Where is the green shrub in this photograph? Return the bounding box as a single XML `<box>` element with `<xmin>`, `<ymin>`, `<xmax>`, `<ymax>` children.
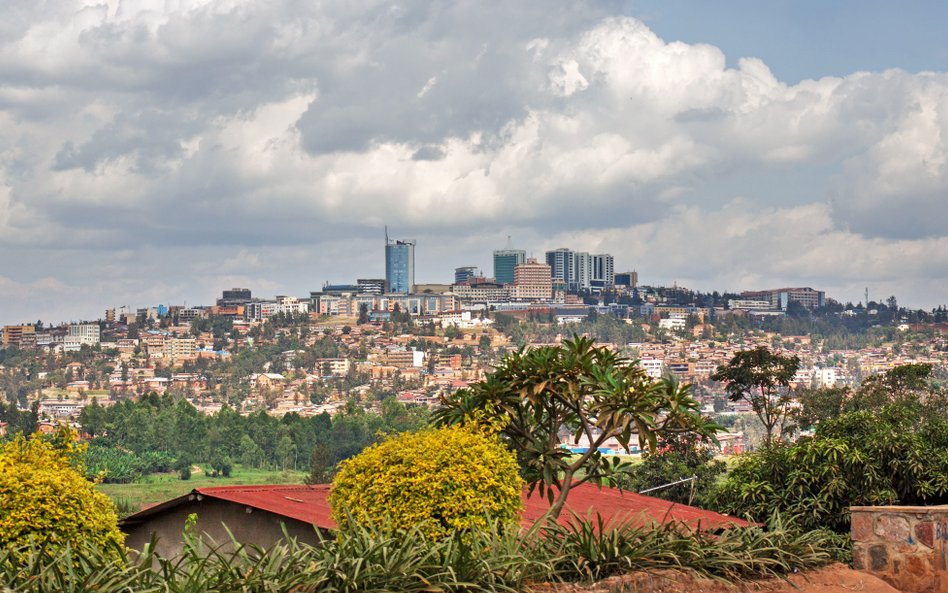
<box><xmin>0</xmin><ymin>432</ymin><xmax>124</xmax><ymax>561</ymax></box>
<box><xmin>542</xmin><ymin>512</ymin><xmax>844</xmax><ymax>582</ymax></box>
<box><xmin>0</xmin><ymin>512</ymin><xmax>843</xmax><ymax>592</ymax></box>
<box><xmin>83</xmin><ymin>442</ymin><xmax>175</xmax><ymax>483</ymax></box>
<box><xmin>612</xmin><ymin>433</ymin><xmax>725</xmax><ymax>508</ymax></box>
<box><xmin>713</xmin><ymin>402</ymin><xmax>948</xmax><ymax>532</ymax></box>
<box><xmin>330</xmin><ymin>425</ymin><xmax>524</xmax><ymax>539</ymax></box>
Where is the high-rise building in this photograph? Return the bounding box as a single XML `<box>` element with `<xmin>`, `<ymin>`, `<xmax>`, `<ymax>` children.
<box><xmin>615</xmin><ymin>271</ymin><xmax>638</xmax><ymax>288</ymax></box>
<box><xmin>572</xmin><ymin>251</ymin><xmax>591</xmax><ymax>291</ymax></box>
<box><xmin>513</xmin><ymin>258</ymin><xmax>553</xmax><ymax>300</ymax></box>
<box><xmin>454</xmin><ymin>266</ymin><xmax>479</xmax><ymax>285</ymax></box>
<box><xmin>591</xmin><ymin>254</ymin><xmax>615</xmax><ymax>288</ymax></box>
<box><xmin>218</xmin><ymin>288</ymin><xmax>252</xmax><ymax>307</ymax></box>
<box><xmin>385</xmin><ymin>228</ymin><xmax>415</xmax><ymax>294</ymax></box>
<box><xmin>545</xmin><ymin>248</ymin><xmax>572</xmax><ymax>285</ymax></box>
<box><xmin>493</xmin><ymin>238</ymin><xmax>526</xmax><ymax>285</ymax></box>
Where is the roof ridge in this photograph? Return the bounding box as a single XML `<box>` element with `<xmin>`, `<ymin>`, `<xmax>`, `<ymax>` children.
<box><xmin>196</xmin><ymin>483</ymin><xmax>330</xmax><ymax>494</ymax></box>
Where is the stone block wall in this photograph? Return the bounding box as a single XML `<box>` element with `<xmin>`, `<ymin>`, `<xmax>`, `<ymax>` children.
<box><xmin>850</xmin><ymin>505</ymin><xmax>948</xmax><ymax>593</ymax></box>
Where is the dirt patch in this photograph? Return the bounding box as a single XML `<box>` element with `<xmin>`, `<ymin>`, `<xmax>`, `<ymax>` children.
<box><xmin>529</xmin><ymin>564</ymin><xmax>902</xmax><ymax>593</ymax></box>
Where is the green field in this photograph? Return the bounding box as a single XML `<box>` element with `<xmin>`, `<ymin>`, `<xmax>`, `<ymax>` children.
<box><xmin>98</xmin><ymin>465</ymin><xmax>307</xmax><ymax>516</ymax></box>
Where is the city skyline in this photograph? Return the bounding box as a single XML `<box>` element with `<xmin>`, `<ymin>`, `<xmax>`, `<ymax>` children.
<box><xmin>1</xmin><ymin>1</ymin><xmax>947</xmax><ymax>324</ymax></box>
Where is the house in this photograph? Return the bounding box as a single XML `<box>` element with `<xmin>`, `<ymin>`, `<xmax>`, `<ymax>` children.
<box><xmin>120</xmin><ymin>482</ymin><xmax>747</xmax><ymax>557</ymax></box>
<box><xmin>121</xmin><ymin>485</ymin><xmax>333</xmax><ymax>558</ymax></box>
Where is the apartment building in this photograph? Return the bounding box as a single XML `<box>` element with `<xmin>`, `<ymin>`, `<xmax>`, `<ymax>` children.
<box><xmin>2</xmin><ymin>325</ymin><xmax>35</xmax><ymax>347</ymax></box>
<box><xmin>163</xmin><ymin>337</ymin><xmax>196</xmax><ymax>362</ymax></box>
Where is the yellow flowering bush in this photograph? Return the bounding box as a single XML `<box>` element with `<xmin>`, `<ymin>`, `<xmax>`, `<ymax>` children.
<box><xmin>0</xmin><ymin>432</ymin><xmax>124</xmax><ymax>559</ymax></box>
<box><xmin>330</xmin><ymin>425</ymin><xmax>524</xmax><ymax>539</ymax></box>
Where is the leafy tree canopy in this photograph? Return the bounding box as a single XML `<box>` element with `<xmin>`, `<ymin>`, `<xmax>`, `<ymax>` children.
<box><xmin>433</xmin><ymin>336</ymin><xmax>717</xmax><ymax>518</ymax></box>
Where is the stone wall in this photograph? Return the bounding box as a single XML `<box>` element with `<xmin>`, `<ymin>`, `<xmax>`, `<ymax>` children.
<box><xmin>850</xmin><ymin>505</ymin><xmax>948</xmax><ymax>593</ymax></box>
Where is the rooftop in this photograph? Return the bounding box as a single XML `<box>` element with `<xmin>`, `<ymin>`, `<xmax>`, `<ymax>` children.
<box><xmin>122</xmin><ymin>482</ymin><xmax>748</xmax><ymax>532</ymax></box>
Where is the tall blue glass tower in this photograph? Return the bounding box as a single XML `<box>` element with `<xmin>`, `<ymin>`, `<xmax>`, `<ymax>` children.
<box><xmin>385</xmin><ymin>228</ymin><xmax>415</xmax><ymax>294</ymax></box>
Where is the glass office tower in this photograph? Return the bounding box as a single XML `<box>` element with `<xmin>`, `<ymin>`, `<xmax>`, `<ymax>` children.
<box><xmin>385</xmin><ymin>232</ymin><xmax>415</xmax><ymax>294</ymax></box>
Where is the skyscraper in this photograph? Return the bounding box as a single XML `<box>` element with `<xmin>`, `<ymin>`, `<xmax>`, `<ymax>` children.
<box><xmin>385</xmin><ymin>228</ymin><xmax>415</xmax><ymax>294</ymax></box>
<box><xmin>545</xmin><ymin>248</ymin><xmax>572</xmax><ymax>285</ymax></box>
<box><xmin>454</xmin><ymin>266</ymin><xmax>479</xmax><ymax>285</ymax></box>
<box><xmin>513</xmin><ymin>258</ymin><xmax>552</xmax><ymax>300</ymax></box>
<box><xmin>591</xmin><ymin>254</ymin><xmax>615</xmax><ymax>287</ymax></box>
<box><xmin>493</xmin><ymin>237</ymin><xmax>526</xmax><ymax>285</ymax></box>
<box><xmin>546</xmin><ymin>248</ymin><xmax>613</xmax><ymax>291</ymax></box>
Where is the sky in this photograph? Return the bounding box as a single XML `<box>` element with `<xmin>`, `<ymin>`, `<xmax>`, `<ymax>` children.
<box><xmin>2</xmin><ymin>0</ymin><xmax>948</xmax><ymax>325</ymax></box>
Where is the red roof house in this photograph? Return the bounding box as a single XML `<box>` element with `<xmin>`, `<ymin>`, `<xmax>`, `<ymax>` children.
<box><xmin>121</xmin><ymin>482</ymin><xmax>746</xmax><ymax>557</ymax></box>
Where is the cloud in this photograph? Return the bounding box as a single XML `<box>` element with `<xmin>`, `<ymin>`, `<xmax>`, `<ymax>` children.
<box><xmin>0</xmin><ymin>2</ymin><xmax>947</xmax><ymax>323</ymax></box>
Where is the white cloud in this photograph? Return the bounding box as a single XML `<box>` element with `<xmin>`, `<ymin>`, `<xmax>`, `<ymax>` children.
<box><xmin>0</xmin><ymin>3</ymin><xmax>947</xmax><ymax>323</ymax></box>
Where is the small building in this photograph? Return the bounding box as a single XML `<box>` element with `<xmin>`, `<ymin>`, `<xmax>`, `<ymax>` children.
<box><xmin>120</xmin><ymin>485</ymin><xmax>332</xmax><ymax>558</ymax></box>
<box><xmin>120</xmin><ymin>483</ymin><xmax>747</xmax><ymax>558</ymax></box>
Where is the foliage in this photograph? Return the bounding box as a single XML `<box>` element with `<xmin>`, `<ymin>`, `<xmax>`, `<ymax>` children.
<box><xmin>0</xmin><ymin>430</ymin><xmax>124</xmax><ymax>561</ymax></box>
<box><xmin>0</xmin><ymin>512</ymin><xmax>844</xmax><ymax>592</ymax></box>
<box><xmin>434</xmin><ymin>337</ymin><xmax>717</xmax><ymax>518</ymax></box>
<box><xmin>78</xmin><ymin>393</ymin><xmax>424</xmax><ymax>482</ymax></box>
<box><xmin>612</xmin><ymin>433</ymin><xmax>726</xmax><ymax>508</ymax></box>
<box><xmin>83</xmin><ymin>442</ymin><xmax>174</xmax><ymax>483</ymax></box>
<box><xmin>794</xmin><ymin>363</ymin><xmax>944</xmax><ymax>431</ymax></box>
<box><xmin>711</xmin><ymin>346</ymin><xmax>800</xmax><ymax>444</ymax></box>
<box><xmin>0</xmin><ymin>520</ymin><xmax>548</xmax><ymax>593</ymax></box>
<box><xmin>330</xmin><ymin>425</ymin><xmax>525</xmax><ymax>539</ymax></box>
<box><xmin>714</xmin><ymin>373</ymin><xmax>948</xmax><ymax>532</ymax></box>
<box><xmin>542</xmin><ymin>512</ymin><xmax>843</xmax><ymax>583</ymax></box>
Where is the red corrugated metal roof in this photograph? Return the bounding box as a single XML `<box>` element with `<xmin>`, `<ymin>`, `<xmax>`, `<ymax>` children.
<box><xmin>180</xmin><ymin>482</ymin><xmax>745</xmax><ymax>531</ymax></box>
<box><xmin>194</xmin><ymin>484</ymin><xmax>336</xmax><ymax>529</ymax></box>
<box><xmin>520</xmin><ymin>482</ymin><xmax>748</xmax><ymax>530</ymax></box>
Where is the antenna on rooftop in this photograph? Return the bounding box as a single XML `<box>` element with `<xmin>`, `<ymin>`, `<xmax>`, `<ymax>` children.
<box><xmin>385</xmin><ymin>225</ymin><xmax>389</xmax><ymax>244</ymax></box>
<box><xmin>504</xmin><ymin>235</ymin><xmax>514</xmax><ymax>250</ymax></box>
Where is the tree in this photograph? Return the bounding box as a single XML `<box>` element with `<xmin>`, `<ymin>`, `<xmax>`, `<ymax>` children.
<box><xmin>613</xmin><ymin>433</ymin><xmax>725</xmax><ymax>508</ymax></box>
<box><xmin>715</xmin><ymin>393</ymin><xmax>948</xmax><ymax>533</ymax></box>
<box><xmin>330</xmin><ymin>425</ymin><xmax>523</xmax><ymax>539</ymax></box>
<box><xmin>238</xmin><ymin>434</ymin><xmax>264</xmax><ymax>468</ymax></box>
<box><xmin>0</xmin><ymin>430</ymin><xmax>124</xmax><ymax>560</ymax></box>
<box><xmin>711</xmin><ymin>347</ymin><xmax>800</xmax><ymax>445</ymax></box>
<box><xmin>792</xmin><ymin>386</ymin><xmax>852</xmax><ymax>431</ymax></box>
<box><xmin>78</xmin><ymin>397</ymin><xmax>108</xmax><ymax>437</ymax></box>
<box><xmin>433</xmin><ymin>336</ymin><xmax>716</xmax><ymax>519</ymax></box>
<box><xmin>306</xmin><ymin>443</ymin><xmax>333</xmax><ymax>484</ymax></box>
<box><xmin>276</xmin><ymin>435</ymin><xmax>296</xmax><ymax>471</ymax></box>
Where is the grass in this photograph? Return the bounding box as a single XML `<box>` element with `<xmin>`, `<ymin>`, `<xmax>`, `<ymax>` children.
<box><xmin>98</xmin><ymin>465</ymin><xmax>307</xmax><ymax>514</ymax></box>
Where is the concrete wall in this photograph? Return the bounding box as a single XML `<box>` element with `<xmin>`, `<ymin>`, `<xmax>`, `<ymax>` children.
<box><xmin>851</xmin><ymin>505</ymin><xmax>948</xmax><ymax>593</ymax></box>
<box><xmin>123</xmin><ymin>496</ymin><xmax>324</xmax><ymax>558</ymax></box>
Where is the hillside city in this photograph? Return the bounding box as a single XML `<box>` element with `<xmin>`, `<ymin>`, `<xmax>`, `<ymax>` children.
<box><xmin>2</xmin><ymin>236</ymin><xmax>946</xmax><ymax>456</ymax></box>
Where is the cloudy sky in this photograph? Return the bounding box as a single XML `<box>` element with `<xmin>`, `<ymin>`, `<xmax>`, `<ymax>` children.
<box><xmin>2</xmin><ymin>0</ymin><xmax>948</xmax><ymax>325</ymax></box>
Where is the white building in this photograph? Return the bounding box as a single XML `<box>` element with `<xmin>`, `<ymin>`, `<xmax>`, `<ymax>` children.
<box><xmin>638</xmin><ymin>358</ymin><xmax>665</xmax><ymax>379</ymax></box>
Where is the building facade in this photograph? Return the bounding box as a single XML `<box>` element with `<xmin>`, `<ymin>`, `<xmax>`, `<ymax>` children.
<box><xmin>493</xmin><ymin>249</ymin><xmax>526</xmax><ymax>285</ymax></box>
<box><xmin>454</xmin><ymin>266</ymin><xmax>479</xmax><ymax>285</ymax></box>
<box><xmin>513</xmin><ymin>258</ymin><xmax>553</xmax><ymax>300</ymax></box>
<box><xmin>591</xmin><ymin>254</ymin><xmax>615</xmax><ymax>287</ymax></box>
<box><xmin>740</xmin><ymin>287</ymin><xmax>826</xmax><ymax>310</ymax></box>
<box><xmin>385</xmin><ymin>233</ymin><xmax>416</xmax><ymax>294</ymax></box>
